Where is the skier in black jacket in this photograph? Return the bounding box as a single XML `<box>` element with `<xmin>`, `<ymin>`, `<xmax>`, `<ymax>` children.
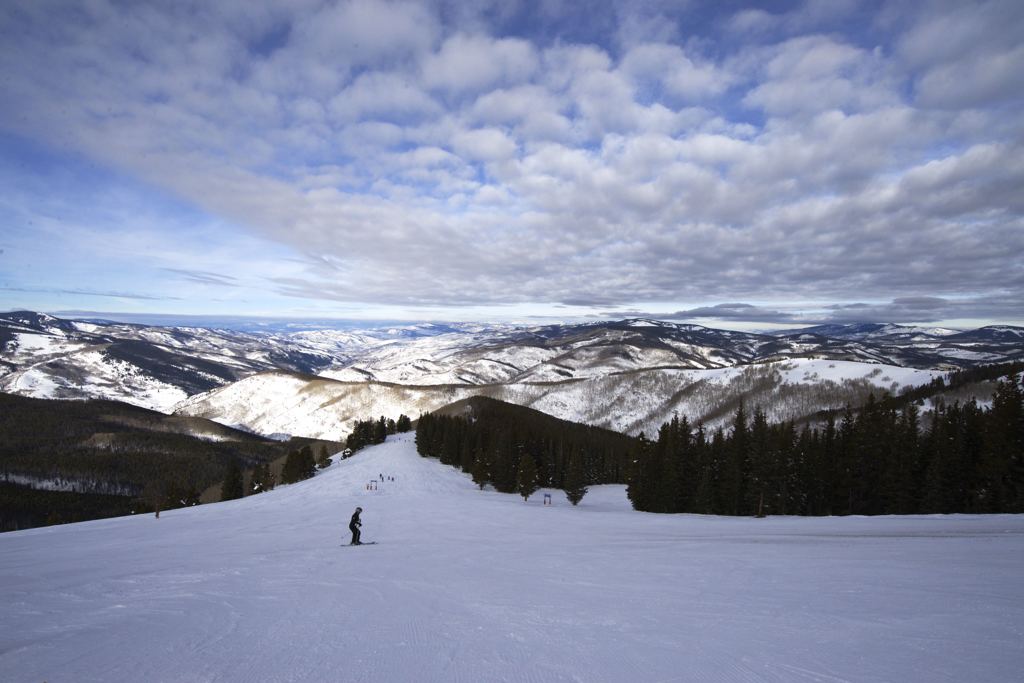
<box><xmin>349</xmin><ymin>506</ymin><xmax>363</xmax><ymax>545</ymax></box>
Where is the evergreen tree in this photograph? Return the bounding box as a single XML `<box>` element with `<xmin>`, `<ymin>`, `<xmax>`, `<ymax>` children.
<box><xmin>221</xmin><ymin>459</ymin><xmax>244</xmax><ymax>501</ymax></box>
<box><xmin>347</xmin><ymin>418</ymin><xmax>391</xmax><ymax>453</ymax></box>
<box><xmin>748</xmin><ymin>409</ymin><xmax>770</xmax><ymax>516</ymax></box>
<box><xmin>280</xmin><ymin>448</ymin><xmax>315</xmax><ymax>485</ymax></box>
<box><xmin>516</xmin><ymin>453</ymin><xmax>539</xmax><ymax>501</ymax></box>
<box><xmin>141</xmin><ymin>478</ymin><xmax>167</xmax><ymax>518</ymax></box>
<box><xmin>626</xmin><ymin>434</ymin><xmax>653</xmax><ymax>510</ymax></box>
<box><xmin>888</xmin><ymin>405</ymin><xmax>920</xmax><ymax>513</ymax></box>
<box><xmin>251</xmin><ymin>462</ymin><xmax>273</xmax><ymax>494</ymax></box>
<box><xmin>982</xmin><ymin>374</ymin><xmax>1024</xmax><ymax>511</ymax></box>
<box><xmin>563</xmin><ymin>448</ymin><xmax>588</xmax><ymax>505</ymax></box>
<box><xmin>921</xmin><ymin>403</ymin><xmax>969</xmax><ymax>514</ymax></box>
<box><xmin>167</xmin><ymin>479</ymin><xmax>201</xmax><ymax>508</ymax></box>
<box><xmin>374</xmin><ymin>416</ymin><xmax>389</xmax><ymax>444</ymax></box>
<box><xmin>316</xmin><ymin>444</ymin><xmax>331</xmax><ymax>469</ymax></box>
<box><xmin>470</xmin><ymin>452</ymin><xmax>490</xmax><ymax>490</ymax></box>
<box><xmin>835</xmin><ymin>406</ymin><xmax>857</xmax><ymax>514</ymax></box>
<box><xmin>722</xmin><ymin>402</ymin><xmax>749</xmax><ymax>515</ymax></box>
<box><xmin>280</xmin><ymin>450</ymin><xmax>300</xmax><ymax>485</ymax></box>
<box><xmin>692</xmin><ymin>426</ymin><xmax>718</xmax><ymax>514</ymax></box>
<box><xmin>297</xmin><ymin>445</ymin><xmax>316</xmax><ymax>480</ymax></box>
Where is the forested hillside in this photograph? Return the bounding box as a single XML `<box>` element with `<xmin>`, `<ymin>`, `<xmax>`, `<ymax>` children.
<box><xmin>628</xmin><ymin>374</ymin><xmax>1024</xmax><ymax>516</ymax></box>
<box><xmin>415</xmin><ymin>396</ymin><xmax>637</xmax><ymax>501</ymax></box>
<box><xmin>0</xmin><ymin>394</ymin><xmax>335</xmax><ymax>531</ymax></box>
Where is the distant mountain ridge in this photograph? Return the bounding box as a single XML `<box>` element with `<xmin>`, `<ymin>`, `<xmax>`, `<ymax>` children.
<box><xmin>3</xmin><ymin>311</ymin><xmax>1023</xmax><ymax>427</ymax></box>
<box><xmin>323</xmin><ymin>317</ymin><xmax>1024</xmax><ymax>386</ymax></box>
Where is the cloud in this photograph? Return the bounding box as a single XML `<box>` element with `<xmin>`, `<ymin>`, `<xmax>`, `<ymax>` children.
<box><xmin>819</xmin><ymin>296</ymin><xmax>1024</xmax><ymax>324</ymax></box>
<box><xmin>726</xmin><ymin>0</ymin><xmax>861</xmax><ymax>38</ymax></box>
<box><xmin>741</xmin><ymin>36</ymin><xmax>898</xmax><ymax>116</ymax></box>
<box><xmin>666</xmin><ymin>304</ymin><xmax>801</xmax><ymax>322</ymax></box>
<box><xmin>604</xmin><ymin>296</ymin><xmax>1024</xmax><ymax>326</ymax></box>
<box><xmin>450</xmin><ymin>128</ymin><xmax>517</xmax><ymax>162</ymax></box>
<box><xmin>1</xmin><ymin>286</ymin><xmax>183</xmax><ymax>302</ymax></box>
<box><xmin>897</xmin><ymin>0</ymin><xmax>1024</xmax><ymax>108</ymax></box>
<box><xmin>0</xmin><ymin>0</ymin><xmax>1021</xmax><ymax>324</ymax></box>
<box><xmin>619</xmin><ymin>43</ymin><xmax>732</xmax><ymax>102</ymax></box>
<box><xmin>163</xmin><ymin>269</ymin><xmax>241</xmax><ymax>288</ymax></box>
<box><xmin>280</xmin><ymin>0</ymin><xmax>440</xmax><ymax>73</ymax></box>
<box><xmin>603</xmin><ymin>303</ymin><xmax>801</xmax><ymax>324</ymax></box>
<box><xmin>329</xmin><ymin>72</ymin><xmax>442</xmax><ymax>124</ymax></box>
<box><xmin>421</xmin><ymin>33</ymin><xmax>538</xmax><ymax>94</ymax></box>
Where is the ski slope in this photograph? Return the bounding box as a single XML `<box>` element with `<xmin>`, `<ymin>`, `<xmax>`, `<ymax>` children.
<box><xmin>2</xmin><ymin>434</ymin><xmax>1023</xmax><ymax>682</ymax></box>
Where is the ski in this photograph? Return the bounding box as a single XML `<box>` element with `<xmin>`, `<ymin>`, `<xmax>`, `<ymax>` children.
<box><xmin>341</xmin><ymin>541</ymin><xmax>377</xmax><ymax>547</ymax></box>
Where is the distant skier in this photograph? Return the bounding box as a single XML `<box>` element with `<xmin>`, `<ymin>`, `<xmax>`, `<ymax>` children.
<box><xmin>349</xmin><ymin>506</ymin><xmax>363</xmax><ymax>545</ymax></box>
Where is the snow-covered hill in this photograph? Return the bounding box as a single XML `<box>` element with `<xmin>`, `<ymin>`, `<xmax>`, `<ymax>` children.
<box><xmin>177</xmin><ymin>359</ymin><xmax>945</xmax><ymax>440</ymax></box>
<box><xmin>0</xmin><ymin>311</ymin><xmax>352</xmax><ymax>411</ymax></box>
<box><xmin>2</xmin><ymin>434</ymin><xmax>1022</xmax><ymax>682</ymax></box>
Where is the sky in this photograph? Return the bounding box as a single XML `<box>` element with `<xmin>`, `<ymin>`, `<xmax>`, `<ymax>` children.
<box><xmin>0</xmin><ymin>0</ymin><xmax>1022</xmax><ymax>330</ymax></box>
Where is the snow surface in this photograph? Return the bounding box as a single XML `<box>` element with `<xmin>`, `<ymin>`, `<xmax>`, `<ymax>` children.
<box><xmin>2</xmin><ymin>434</ymin><xmax>1023</xmax><ymax>682</ymax></box>
<box><xmin>774</xmin><ymin>358</ymin><xmax>943</xmax><ymax>386</ymax></box>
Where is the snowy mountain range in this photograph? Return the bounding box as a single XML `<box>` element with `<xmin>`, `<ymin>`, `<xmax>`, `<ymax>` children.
<box><xmin>322</xmin><ymin>318</ymin><xmax>1024</xmax><ymax>385</ymax></box>
<box><xmin>3</xmin><ymin>311</ymin><xmax>1023</xmax><ymax>439</ymax></box>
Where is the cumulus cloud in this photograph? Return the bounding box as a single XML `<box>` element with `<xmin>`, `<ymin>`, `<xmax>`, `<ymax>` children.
<box><xmin>329</xmin><ymin>72</ymin><xmax>442</xmax><ymax>124</ymax></box>
<box><xmin>421</xmin><ymin>33</ymin><xmax>538</xmax><ymax>94</ymax></box>
<box><xmin>897</xmin><ymin>0</ymin><xmax>1024</xmax><ymax>109</ymax></box>
<box><xmin>450</xmin><ymin>128</ymin><xmax>517</xmax><ymax>162</ymax></box>
<box><xmin>0</xmin><ymin>0</ymin><xmax>1021</xmax><ymax>324</ymax></box>
<box><xmin>619</xmin><ymin>43</ymin><xmax>732</xmax><ymax>102</ymax></box>
<box><xmin>726</xmin><ymin>0</ymin><xmax>861</xmax><ymax>38</ymax></box>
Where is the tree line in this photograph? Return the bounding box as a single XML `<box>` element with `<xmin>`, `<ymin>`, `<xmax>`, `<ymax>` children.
<box><xmin>628</xmin><ymin>374</ymin><xmax>1024</xmax><ymax>515</ymax></box>
<box><xmin>412</xmin><ymin>375</ymin><xmax>1022</xmax><ymax>516</ymax></box>
<box><xmin>218</xmin><ymin>443</ymin><xmax>335</xmax><ymax>504</ymax></box>
<box><xmin>346</xmin><ymin>414</ymin><xmax>412</xmax><ymax>453</ymax></box>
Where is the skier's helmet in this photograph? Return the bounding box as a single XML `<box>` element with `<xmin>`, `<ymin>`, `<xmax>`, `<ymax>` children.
<box><xmin>356</xmin><ymin>506</ymin><xmax>362</xmax><ymax>512</ymax></box>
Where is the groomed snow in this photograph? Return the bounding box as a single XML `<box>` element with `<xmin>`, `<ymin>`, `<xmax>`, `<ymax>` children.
<box><xmin>2</xmin><ymin>434</ymin><xmax>1022</xmax><ymax>682</ymax></box>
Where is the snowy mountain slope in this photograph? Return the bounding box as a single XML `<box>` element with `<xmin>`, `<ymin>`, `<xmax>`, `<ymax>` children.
<box><xmin>0</xmin><ymin>312</ymin><xmax>520</xmax><ymax>411</ymax></box>
<box><xmin>0</xmin><ymin>311</ymin><xmax>342</xmax><ymax>411</ymax></box>
<box><xmin>2</xmin><ymin>434</ymin><xmax>1022</xmax><ymax>683</ymax></box>
<box><xmin>319</xmin><ymin>319</ymin><xmax>771</xmax><ymax>385</ymax></box>
<box><xmin>177</xmin><ymin>359</ymin><xmax>946</xmax><ymax>440</ymax></box>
